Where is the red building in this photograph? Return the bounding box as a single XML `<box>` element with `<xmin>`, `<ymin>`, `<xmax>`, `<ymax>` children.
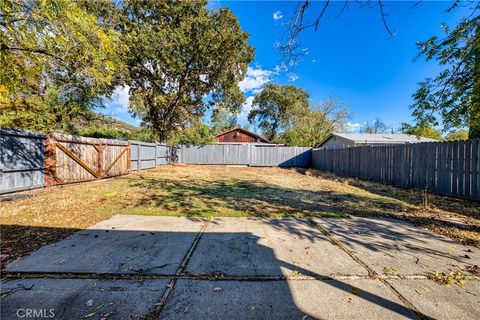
<box><xmin>215</xmin><ymin>127</ymin><xmax>270</xmax><ymax>143</ymax></box>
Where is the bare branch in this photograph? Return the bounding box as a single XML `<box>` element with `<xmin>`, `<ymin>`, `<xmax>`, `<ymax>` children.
<box><xmin>377</xmin><ymin>0</ymin><xmax>395</xmax><ymax>37</ymax></box>
<box><xmin>0</xmin><ymin>44</ymin><xmax>64</xmax><ymax>61</ymax></box>
<box><xmin>314</xmin><ymin>0</ymin><xmax>330</xmax><ymax>31</ymax></box>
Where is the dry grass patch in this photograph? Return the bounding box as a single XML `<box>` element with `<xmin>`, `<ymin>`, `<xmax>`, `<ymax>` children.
<box><xmin>1</xmin><ymin>164</ymin><xmax>479</xmax><ymax>270</ymax></box>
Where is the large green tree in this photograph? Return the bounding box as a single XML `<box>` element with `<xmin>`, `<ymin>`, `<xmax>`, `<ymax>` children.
<box><xmin>210</xmin><ymin>108</ymin><xmax>238</xmax><ymax>135</ymax></box>
<box><xmin>0</xmin><ymin>0</ymin><xmax>121</xmax><ymax>132</ymax></box>
<box><xmin>248</xmin><ymin>84</ymin><xmax>349</xmax><ymax>146</ymax></box>
<box><xmin>169</xmin><ymin>123</ymin><xmax>216</xmax><ymax>145</ymax></box>
<box><xmin>445</xmin><ymin>129</ymin><xmax>469</xmax><ymax>141</ymax></box>
<box><xmin>119</xmin><ymin>0</ymin><xmax>254</xmax><ymax>142</ymax></box>
<box><xmin>411</xmin><ymin>5</ymin><xmax>479</xmax><ymax>138</ymax></box>
<box><xmin>248</xmin><ymin>83</ymin><xmax>310</xmax><ymax>141</ymax></box>
<box><xmin>279</xmin><ymin>99</ymin><xmax>349</xmax><ymax>147</ymax></box>
<box><xmin>401</xmin><ymin>123</ymin><xmax>443</xmax><ymax>140</ymax></box>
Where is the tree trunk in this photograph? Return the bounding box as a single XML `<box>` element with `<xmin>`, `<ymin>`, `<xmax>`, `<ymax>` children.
<box><xmin>469</xmin><ymin>25</ymin><xmax>480</xmax><ymax>139</ymax></box>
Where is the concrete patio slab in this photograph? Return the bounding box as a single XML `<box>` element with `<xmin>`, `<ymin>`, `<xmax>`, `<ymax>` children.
<box><xmin>186</xmin><ymin>217</ymin><xmax>367</xmax><ymax>276</ymax></box>
<box><xmin>159</xmin><ymin>279</ymin><xmax>417</xmax><ymax>319</ymax></box>
<box><xmin>1</xmin><ymin>278</ymin><xmax>168</xmax><ymax>320</ymax></box>
<box><xmin>6</xmin><ymin>215</ymin><xmax>206</xmax><ymax>274</ymax></box>
<box><xmin>313</xmin><ymin>217</ymin><xmax>480</xmax><ymax>276</ymax></box>
<box><xmin>387</xmin><ymin>279</ymin><xmax>480</xmax><ymax>319</ymax></box>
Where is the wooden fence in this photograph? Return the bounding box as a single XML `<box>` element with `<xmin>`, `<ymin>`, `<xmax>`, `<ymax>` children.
<box><xmin>312</xmin><ymin>139</ymin><xmax>480</xmax><ymax>200</ymax></box>
<box><xmin>0</xmin><ymin>129</ymin><xmax>46</xmax><ymax>194</ymax></box>
<box><xmin>45</xmin><ymin>134</ymin><xmax>130</xmax><ymax>185</ymax></box>
<box><xmin>1</xmin><ymin>128</ymin><xmax>177</xmax><ymax>194</ymax></box>
<box><xmin>179</xmin><ymin>144</ymin><xmax>312</xmax><ymax>167</ymax></box>
<box><xmin>2</xmin><ymin>127</ymin><xmax>479</xmax><ymax>201</ymax></box>
<box><xmin>130</xmin><ymin>141</ymin><xmax>171</xmax><ymax>170</ymax></box>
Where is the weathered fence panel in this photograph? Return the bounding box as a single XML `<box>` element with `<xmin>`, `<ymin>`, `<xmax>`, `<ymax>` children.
<box><xmin>130</xmin><ymin>141</ymin><xmax>156</xmax><ymax>170</ymax></box>
<box><xmin>156</xmin><ymin>144</ymin><xmax>170</xmax><ymax>166</ymax></box>
<box><xmin>178</xmin><ymin>144</ymin><xmax>311</xmax><ymax>167</ymax></box>
<box><xmin>130</xmin><ymin>141</ymin><xmax>171</xmax><ymax>170</ymax></box>
<box><xmin>250</xmin><ymin>145</ymin><xmax>311</xmax><ymax>167</ymax></box>
<box><xmin>0</xmin><ymin>129</ymin><xmax>46</xmax><ymax>194</ymax></box>
<box><xmin>45</xmin><ymin>134</ymin><xmax>130</xmax><ymax>185</ymax></box>
<box><xmin>312</xmin><ymin>139</ymin><xmax>480</xmax><ymax>200</ymax></box>
<box><xmin>179</xmin><ymin>144</ymin><xmax>251</xmax><ymax>165</ymax></box>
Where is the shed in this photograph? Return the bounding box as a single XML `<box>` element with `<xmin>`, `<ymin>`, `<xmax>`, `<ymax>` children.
<box><xmin>315</xmin><ymin>133</ymin><xmax>437</xmax><ymax>150</ymax></box>
<box><xmin>215</xmin><ymin>127</ymin><xmax>270</xmax><ymax>144</ymax></box>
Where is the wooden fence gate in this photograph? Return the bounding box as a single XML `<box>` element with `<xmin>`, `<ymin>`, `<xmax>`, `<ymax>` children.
<box><xmin>45</xmin><ymin>134</ymin><xmax>130</xmax><ymax>185</ymax></box>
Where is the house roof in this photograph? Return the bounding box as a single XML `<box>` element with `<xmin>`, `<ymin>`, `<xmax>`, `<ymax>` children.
<box><xmin>316</xmin><ymin>133</ymin><xmax>438</xmax><ymax>148</ymax></box>
<box><xmin>215</xmin><ymin>127</ymin><xmax>270</xmax><ymax>143</ymax></box>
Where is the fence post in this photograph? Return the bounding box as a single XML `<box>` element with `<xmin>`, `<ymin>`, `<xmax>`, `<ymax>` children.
<box><xmin>96</xmin><ymin>144</ymin><xmax>104</xmax><ymax>179</ymax></box>
<box><xmin>44</xmin><ymin>136</ymin><xmax>57</xmax><ymax>186</ymax></box>
<box><xmin>127</xmin><ymin>143</ymin><xmax>131</xmax><ymax>172</ymax></box>
<box><xmin>137</xmin><ymin>142</ymin><xmax>141</xmax><ymax>170</ymax></box>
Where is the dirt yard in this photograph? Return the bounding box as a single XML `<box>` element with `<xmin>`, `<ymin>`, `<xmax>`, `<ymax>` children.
<box><xmin>1</xmin><ymin>164</ymin><xmax>479</xmax><ymax>269</ymax></box>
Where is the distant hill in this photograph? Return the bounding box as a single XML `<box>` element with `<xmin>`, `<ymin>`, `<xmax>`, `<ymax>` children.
<box><xmin>72</xmin><ymin>113</ymin><xmax>141</xmax><ymax>133</ymax></box>
<box><xmin>71</xmin><ymin>112</ymin><xmax>153</xmax><ymax>142</ymax></box>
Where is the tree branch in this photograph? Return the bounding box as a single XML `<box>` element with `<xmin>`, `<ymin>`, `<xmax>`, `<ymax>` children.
<box><xmin>0</xmin><ymin>44</ymin><xmax>64</xmax><ymax>61</ymax></box>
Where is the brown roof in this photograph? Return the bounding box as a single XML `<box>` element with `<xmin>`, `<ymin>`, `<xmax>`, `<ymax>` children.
<box><xmin>215</xmin><ymin>127</ymin><xmax>270</xmax><ymax>143</ymax></box>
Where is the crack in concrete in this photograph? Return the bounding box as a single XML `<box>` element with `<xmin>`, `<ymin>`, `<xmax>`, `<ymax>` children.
<box><xmin>307</xmin><ymin>218</ymin><xmax>435</xmax><ymax>320</ymax></box>
<box><xmin>145</xmin><ymin>217</ymin><xmax>212</xmax><ymax>320</ymax></box>
<box><xmin>4</xmin><ymin>271</ymin><xmax>477</xmax><ymax>282</ymax></box>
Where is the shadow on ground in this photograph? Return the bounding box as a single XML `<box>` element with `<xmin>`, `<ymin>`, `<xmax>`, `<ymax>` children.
<box><xmin>0</xmin><ymin>225</ymin><xmax>80</xmax><ymax>271</ymax></box>
<box><xmin>128</xmin><ymin>174</ymin><xmax>480</xmax><ymax>247</ymax></box>
<box><xmin>1</xmin><ymin>222</ymin><xmax>418</xmax><ymax>319</ymax></box>
<box><xmin>301</xmin><ymin>168</ymin><xmax>480</xmax><ymax>221</ymax></box>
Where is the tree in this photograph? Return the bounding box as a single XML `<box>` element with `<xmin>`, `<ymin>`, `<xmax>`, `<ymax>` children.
<box><xmin>119</xmin><ymin>1</ymin><xmax>254</xmax><ymax>142</ymax></box>
<box><xmin>445</xmin><ymin>129</ymin><xmax>469</xmax><ymax>141</ymax></box>
<box><xmin>210</xmin><ymin>108</ymin><xmax>238</xmax><ymax>135</ymax></box>
<box><xmin>280</xmin><ymin>1</ymin><xmax>480</xmax><ymax>138</ymax></box>
<box><xmin>248</xmin><ymin>84</ymin><xmax>310</xmax><ymax>141</ymax></box>
<box><xmin>411</xmin><ymin>3</ymin><xmax>480</xmax><ymax>138</ymax></box>
<box><xmin>279</xmin><ymin>99</ymin><xmax>350</xmax><ymax>147</ymax></box>
<box><xmin>361</xmin><ymin>118</ymin><xmax>391</xmax><ymax>134</ymax></box>
<box><xmin>0</xmin><ymin>0</ymin><xmax>121</xmax><ymax>132</ymax></box>
<box><xmin>169</xmin><ymin>123</ymin><xmax>216</xmax><ymax>145</ymax></box>
<box><xmin>401</xmin><ymin>123</ymin><xmax>442</xmax><ymax>140</ymax></box>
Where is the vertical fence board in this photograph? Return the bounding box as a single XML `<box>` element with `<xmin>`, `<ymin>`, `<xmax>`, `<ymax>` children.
<box><xmin>464</xmin><ymin>140</ymin><xmax>472</xmax><ymax>198</ymax></box>
<box><xmin>472</xmin><ymin>140</ymin><xmax>479</xmax><ymax>198</ymax></box>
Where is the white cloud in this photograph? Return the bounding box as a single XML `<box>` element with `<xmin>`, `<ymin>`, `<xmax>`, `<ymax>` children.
<box><xmin>111</xmin><ymin>85</ymin><xmax>130</xmax><ymax>113</ymax></box>
<box><xmin>273</xmin><ymin>10</ymin><xmax>283</xmax><ymax>21</ymax></box>
<box><xmin>287</xmin><ymin>73</ymin><xmax>299</xmax><ymax>82</ymax></box>
<box><xmin>346</xmin><ymin>122</ymin><xmax>361</xmax><ymax>132</ymax></box>
<box><xmin>238</xmin><ymin>67</ymin><xmax>272</xmax><ymax>93</ymax></box>
<box><xmin>273</xmin><ymin>63</ymin><xmax>287</xmax><ymax>74</ymax></box>
<box><xmin>238</xmin><ymin>96</ymin><xmax>255</xmax><ymax>123</ymax></box>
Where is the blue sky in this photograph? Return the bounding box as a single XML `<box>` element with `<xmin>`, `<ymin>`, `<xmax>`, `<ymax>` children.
<box><xmin>102</xmin><ymin>1</ymin><xmax>471</xmax><ymax>132</ymax></box>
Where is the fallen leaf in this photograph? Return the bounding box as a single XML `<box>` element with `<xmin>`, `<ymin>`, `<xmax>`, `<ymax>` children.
<box><xmin>100</xmin><ymin>311</ymin><xmax>113</xmax><ymax>320</ymax></box>
<box><xmin>85</xmin><ymin>300</ymin><xmax>93</xmax><ymax>307</ymax></box>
